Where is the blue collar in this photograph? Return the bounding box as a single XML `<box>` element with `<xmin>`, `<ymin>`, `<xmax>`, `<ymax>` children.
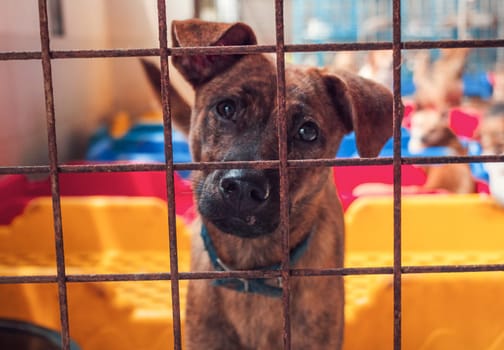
<box><xmin>200</xmin><ymin>224</ymin><xmax>313</xmax><ymax>298</ymax></box>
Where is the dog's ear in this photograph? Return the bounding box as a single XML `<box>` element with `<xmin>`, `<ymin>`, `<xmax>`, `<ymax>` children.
<box><xmin>322</xmin><ymin>69</ymin><xmax>396</xmax><ymax>157</ymax></box>
<box><xmin>140</xmin><ymin>59</ymin><xmax>192</xmax><ymax>136</ymax></box>
<box><xmin>171</xmin><ymin>19</ymin><xmax>257</xmax><ymax>87</ymax></box>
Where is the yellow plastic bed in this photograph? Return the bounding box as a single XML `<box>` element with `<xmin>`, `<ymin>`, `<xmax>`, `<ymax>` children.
<box><xmin>0</xmin><ymin>194</ymin><xmax>503</xmax><ymax>349</ymax></box>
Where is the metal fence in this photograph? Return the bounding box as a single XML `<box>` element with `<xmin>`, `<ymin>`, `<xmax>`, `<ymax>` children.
<box><xmin>0</xmin><ymin>0</ymin><xmax>504</xmax><ymax>349</ymax></box>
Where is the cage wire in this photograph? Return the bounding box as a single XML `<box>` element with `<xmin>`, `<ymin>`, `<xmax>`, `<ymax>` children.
<box><xmin>0</xmin><ymin>0</ymin><xmax>504</xmax><ymax>350</ymax></box>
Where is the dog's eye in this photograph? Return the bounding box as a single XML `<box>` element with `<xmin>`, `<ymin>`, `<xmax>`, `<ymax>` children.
<box><xmin>215</xmin><ymin>99</ymin><xmax>237</xmax><ymax>120</ymax></box>
<box><xmin>298</xmin><ymin>121</ymin><xmax>319</xmax><ymax>142</ymax></box>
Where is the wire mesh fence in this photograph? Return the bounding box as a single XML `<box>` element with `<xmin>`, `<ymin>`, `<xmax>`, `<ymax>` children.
<box><xmin>0</xmin><ymin>0</ymin><xmax>504</xmax><ymax>349</ymax></box>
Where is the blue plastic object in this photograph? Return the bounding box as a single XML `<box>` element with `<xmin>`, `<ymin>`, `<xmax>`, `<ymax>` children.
<box><xmin>86</xmin><ymin>121</ymin><xmax>192</xmax><ymax>178</ymax></box>
<box><xmin>88</xmin><ymin>119</ymin><xmax>489</xmax><ymax>182</ymax></box>
<box><xmin>336</xmin><ymin>128</ymin><xmax>489</xmax><ymax>182</ymax></box>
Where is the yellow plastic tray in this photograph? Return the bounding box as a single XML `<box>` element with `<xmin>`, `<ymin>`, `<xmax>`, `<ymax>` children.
<box><xmin>1</xmin><ymin>194</ymin><xmax>504</xmax><ymax>349</ymax></box>
<box><xmin>344</xmin><ymin>194</ymin><xmax>504</xmax><ymax>350</ymax></box>
<box><xmin>0</xmin><ymin>197</ymin><xmax>190</xmax><ymax>350</ymax></box>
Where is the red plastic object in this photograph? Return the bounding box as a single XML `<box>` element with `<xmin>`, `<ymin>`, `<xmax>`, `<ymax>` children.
<box><xmin>402</xmin><ymin>102</ymin><xmax>415</xmax><ymax>129</ymax></box>
<box><xmin>449</xmin><ymin>108</ymin><xmax>482</xmax><ymax>139</ymax></box>
<box><xmin>0</xmin><ymin>170</ymin><xmax>194</xmax><ymax>225</ymax></box>
<box><xmin>403</xmin><ymin>103</ymin><xmax>482</xmax><ymax>140</ymax></box>
<box><xmin>334</xmin><ymin>165</ymin><xmax>429</xmax><ymax>210</ymax></box>
<box><xmin>334</xmin><ymin>164</ymin><xmax>490</xmax><ymax>211</ymax></box>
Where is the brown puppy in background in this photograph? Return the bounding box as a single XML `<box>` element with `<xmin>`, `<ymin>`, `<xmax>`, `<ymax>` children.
<box><xmin>408</xmin><ymin>109</ymin><xmax>475</xmax><ymax>193</ymax></box>
<box><xmin>478</xmin><ymin>103</ymin><xmax>504</xmax><ymax>206</ymax></box>
<box><xmin>479</xmin><ymin>103</ymin><xmax>504</xmax><ymax>156</ymax></box>
<box><xmin>144</xmin><ymin>19</ymin><xmax>393</xmax><ymax>349</ymax></box>
<box><xmin>407</xmin><ymin>47</ymin><xmax>475</xmax><ymax>194</ymax></box>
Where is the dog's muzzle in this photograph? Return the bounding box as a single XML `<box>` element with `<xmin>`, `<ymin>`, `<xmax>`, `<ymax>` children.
<box><xmin>219</xmin><ymin>169</ymin><xmax>271</xmax><ymax>213</ymax></box>
<box><xmin>198</xmin><ymin>169</ymin><xmax>280</xmax><ymax>237</ymax></box>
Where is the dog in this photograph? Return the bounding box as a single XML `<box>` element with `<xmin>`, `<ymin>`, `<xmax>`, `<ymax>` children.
<box><xmin>143</xmin><ymin>19</ymin><xmax>393</xmax><ymax>349</ymax></box>
<box><xmin>479</xmin><ymin>102</ymin><xmax>504</xmax><ymax>206</ymax></box>
<box><xmin>408</xmin><ymin>108</ymin><xmax>475</xmax><ymax>193</ymax></box>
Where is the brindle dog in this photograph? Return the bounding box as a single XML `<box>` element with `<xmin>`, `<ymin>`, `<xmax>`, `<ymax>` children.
<box><xmin>143</xmin><ymin>19</ymin><xmax>394</xmax><ymax>350</ymax></box>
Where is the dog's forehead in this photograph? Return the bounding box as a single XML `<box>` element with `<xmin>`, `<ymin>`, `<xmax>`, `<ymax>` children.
<box><xmin>284</xmin><ymin>67</ymin><xmax>326</xmax><ymax>104</ymax></box>
<box><xmin>193</xmin><ymin>56</ymin><xmax>336</xmax><ymax>131</ymax></box>
<box><xmin>196</xmin><ymin>55</ymin><xmax>276</xmax><ymax>102</ymax></box>
<box><xmin>275</xmin><ymin>66</ymin><xmax>330</xmax><ymax>114</ymax></box>
<box><xmin>196</xmin><ymin>56</ymin><xmax>324</xmax><ymax>101</ymax></box>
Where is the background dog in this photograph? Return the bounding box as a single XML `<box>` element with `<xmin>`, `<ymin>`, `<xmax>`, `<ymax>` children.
<box><xmin>408</xmin><ymin>109</ymin><xmax>475</xmax><ymax>194</ymax></box>
<box><xmin>479</xmin><ymin>102</ymin><xmax>504</xmax><ymax>206</ymax></box>
<box><xmin>407</xmin><ymin>47</ymin><xmax>475</xmax><ymax>194</ymax></box>
<box><xmin>143</xmin><ymin>19</ymin><xmax>394</xmax><ymax>349</ymax></box>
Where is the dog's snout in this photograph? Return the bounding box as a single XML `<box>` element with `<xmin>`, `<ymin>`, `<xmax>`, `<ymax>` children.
<box><xmin>220</xmin><ymin>178</ymin><xmax>270</xmax><ymax>202</ymax></box>
<box><xmin>219</xmin><ymin>170</ymin><xmax>271</xmax><ymax>211</ymax></box>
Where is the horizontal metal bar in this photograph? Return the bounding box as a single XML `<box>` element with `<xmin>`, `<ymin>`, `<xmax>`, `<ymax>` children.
<box><xmin>403</xmin><ymin>39</ymin><xmax>504</xmax><ymax>50</ymax></box>
<box><xmin>402</xmin><ymin>264</ymin><xmax>504</xmax><ymax>274</ymax></box>
<box><xmin>0</xmin><ymin>275</ymin><xmax>57</xmax><ymax>284</ymax></box>
<box><xmin>0</xmin><ymin>165</ymin><xmax>50</xmax><ymax>175</ymax></box>
<box><xmin>59</xmin><ymin>163</ymin><xmax>167</xmax><ymax>173</ymax></box>
<box><xmin>285</xmin><ymin>42</ymin><xmax>393</xmax><ymax>52</ymax></box>
<box><xmin>403</xmin><ymin>154</ymin><xmax>504</xmax><ymax>165</ymax></box>
<box><xmin>2</xmin><ymin>263</ymin><xmax>503</xmax><ymax>285</ymax></box>
<box><xmin>66</xmin><ymin>273</ymin><xmax>172</xmax><ymax>283</ymax></box>
<box><xmin>291</xmin><ymin>267</ymin><xmax>394</xmax><ymax>276</ymax></box>
<box><xmin>0</xmin><ymin>51</ymin><xmax>41</xmax><ymax>60</ymax></box>
<box><xmin>2</xmin><ymin>38</ymin><xmax>503</xmax><ymax>62</ymax></box>
<box><xmin>52</xmin><ymin>48</ymin><xmax>160</xmax><ymax>59</ymax></box>
<box><xmin>2</xmin><ymin>154</ymin><xmax>501</xmax><ymax>176</ymax></box>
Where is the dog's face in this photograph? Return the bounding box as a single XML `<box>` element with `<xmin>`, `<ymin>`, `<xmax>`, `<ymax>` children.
<box><xmin>480</xmin><ymin>114</ymin><xmax>504</xmax><ymax>156</ymax></box>
<box><xmin>189</xmin><ymin>56</ymin><xmax>359</xmax><ymax>237</ymax></box>
<box><xmin>408</xmin><ymin>109</ymin><xmax>452</xmax><ymax>153</ymax></box>
<box><xmin>146</xmin><ymin>20</ymin><xmax>394</xmax><ymax>238</ymax></box>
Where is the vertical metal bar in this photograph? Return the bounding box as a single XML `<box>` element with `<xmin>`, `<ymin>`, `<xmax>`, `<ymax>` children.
<box><xmin>156</xmin><ymin>0</ymin><xmax>182</xmax><ymax>348</ymax></box>
<box><xmin>48</xmin><ymin>0</ymin><xmax>65</xmax><ymax>36</ymax></box>
<box><xmin>37</xmin><ymin>0</ymin><xmax>70</xmax><ymax>349</ymax></box>
<box><xmin>392</xmin><ymin>0</ymin><xmax>403</xmax><ymax>349</ymax></box>
<box><xmin>194</xmin><ymin>0</ymin><xmax>201</xmax><ymax>18</ymax></box>
<box><xmin>274</xmin><ymin>0</ymin><xmax>291</xmax><ymax>349</ymax></box>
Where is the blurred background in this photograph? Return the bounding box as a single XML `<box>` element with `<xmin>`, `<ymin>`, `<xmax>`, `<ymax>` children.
<box><xmin>2</xmin><ymin>3</ymin><xmax>504</xmax><ymax>350</ymax></box>
<box><xmin>1</xmin><ymin>0</ymin><xmax>503</xmax><ymax>166</ymax></box>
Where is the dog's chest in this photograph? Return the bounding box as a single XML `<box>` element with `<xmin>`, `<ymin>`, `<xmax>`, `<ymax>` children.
<box><xmin>223</xmin><ymin>292</ymin><xmax>284</xmax><ymax>348</ymax></box>
<box><xmin>219</xmin><ymin>274</ymin><xmax>343</xmax><ymax>349</ymax></box>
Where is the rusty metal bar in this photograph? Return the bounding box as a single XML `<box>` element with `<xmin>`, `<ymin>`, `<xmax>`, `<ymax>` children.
<box><xmin>392</xmin><ymin>0</ymin><xmax>403</xmax><ymax>349</ymax></box>
<box><xmin>156</xmin><ymin>0</ymin><xmax>183</xmax><ymax>348</ymax></box>
<box><xmin>0</xmin><ymin>165</ymin><xmax>51</xmax><ymax>175</ymax></box>
<box><xmin>37</xmin><ymin>0</ymin><xmax>70</xmax><ymax>349</ymax></box>
<box><xmin>0</xmin><ymin>275</ymin><xmax>58</xmax><ymax>284</ymax></box>
<box><xmin>193</xmin><ymin>0</ymin><xmax>201</xmax><ymax>18</ymax></box>
<box><xmin>402</xmin><ymin>154</ymin><xmax>504</xmax><ymax>165</ymax></box>
<box><xmin>0</xmin><ymin>3</ymin><xmax>502</xmax><ymax>350</ymax></box>
<box><xmin>52</xmin><ymin>48</ymin><xmax>160</xmax><ymax>59</ymax></box>
<box><xmin>274</xmin><ymin>0</ymin><xmax>291</xmax><ymax>348</ymax></box>
<box><xmin>402</xmin><ymin>39</ymin><xmax>504</xmax><ymax>50</ymax></box>
<box><xmin>3</xmin><ymin>38</ymin><xmax>504</xmax><ymax>62</ymax></box>
<box><xmin>2</xmin><ymin>154</ymin><xmax>504</xmax><ymax>176</ymax></box>
<box><xmin>0</xmin><ymin>52</ymin><xmax>41</xmax><ymax>60</ymax></box>
<box><xmin>402</xmin><ymin>264</ymin><xmax>504</xmax><ymax>274</ymax></box>
<box><xmin>3</xmin><ymin>263</ymin><xmax>503</xmax><ymax>287</ymax></box>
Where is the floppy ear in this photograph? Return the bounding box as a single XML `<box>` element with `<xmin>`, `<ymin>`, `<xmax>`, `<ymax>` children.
<box><xmin>322</xmin><ymin>69</ymin><xmax>396</xmax><ymax>157</ymax></box>
<box><xmin>140</xmin><ymin>59</ymin><xmax>192</xmax><ymax>136</ymax></box>
<box><xmin>171</xmin><ymin>19</ymin><xmax>257</xmax><ymax>87</ymax></box>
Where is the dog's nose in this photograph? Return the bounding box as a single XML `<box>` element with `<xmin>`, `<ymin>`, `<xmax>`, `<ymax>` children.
<box><xmin>219</xmin><ymin>170</ymin><xmax>270</xmax><ymax>212</ymax></box>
